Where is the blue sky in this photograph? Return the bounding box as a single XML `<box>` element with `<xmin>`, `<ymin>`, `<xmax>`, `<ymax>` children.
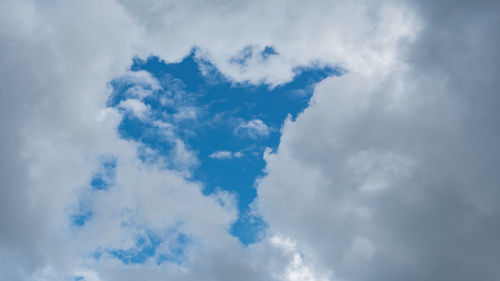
<box><xmin>107</xmin><ymin>48</ymin><xmax>338</xmax><ymax>245</ymax></box>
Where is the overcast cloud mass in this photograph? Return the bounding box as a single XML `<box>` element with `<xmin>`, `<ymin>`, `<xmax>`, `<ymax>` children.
<box><xmin>1</xmin><ymin>0</ymin><xmax>500</xmax><ymax>280</ymax></box>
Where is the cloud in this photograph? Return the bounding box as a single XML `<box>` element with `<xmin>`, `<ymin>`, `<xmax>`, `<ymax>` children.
<box><xmin>255</xmin><ymin>1</ymin><xmax>500</xmax><ymax>278</ymax></box>
<box><xmin>173</xmin><ymin>106</ymin><xmax>199</xmax><ymax>122</ymax></box>
<box><xmin>1</xmin><ymin>0</ymin><xmax>499</xmax><ymax>280</ymax></box>
<box><xmin>209</xmin><ymin>150</ymin><xmax>244</xmax><ymax>160</ymax></box>
<box><xmin>0</xmin><ymin>0</ymin><xmax>296</xmax><ymax>279</ymax></box>
<box><xmin>235</xmin><ymin>119</ymin><xmax>270</xmax><ymax>139</ymax></box>
<box><xmin>114</xmin><ymin>70</ymin><xmax>161</xmax><ymax>100</ymax></box>
<box><xmin>270</xmin><ymin>235</ymin><xmax>334</xmax><ymax>281</ymax></box>
<box><xmin>118</xmin><ymin>99</ymin><xmax>150</xmax><ymax>120</ymax></box>
<box><xmin>119</xmin><ymin>0</ymin><xmax>419</xmax><ymax>85</ymax></box>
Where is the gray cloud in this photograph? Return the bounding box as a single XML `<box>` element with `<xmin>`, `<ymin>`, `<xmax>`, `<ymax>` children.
<box><xmin>256</xmin><ymin>0</ymin><xmax>500</xmax><ymax>280</ymax></box>
<box><xmin>0</xmin><ymin>1</ymin><xmax>334</xmax><ymax>280</ymax></box>
<box><xmin>1</xmin><ymin>0</ymin><xmax>499</xmax><ymax>280</ymax></box>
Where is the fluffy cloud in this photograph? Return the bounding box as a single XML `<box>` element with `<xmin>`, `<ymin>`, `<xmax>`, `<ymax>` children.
<box><xmin>1</xmin><ymin>0</ymin><xmax>499</xmax><ymax>280</ymax></box>
<box><xmin>0</xmin><ymin>0</ymin><xmax>140</xmax><ymax>279</ymax></box>
<box><xmin>255</xmin><ymin>1</ymin><xmax>500</xmax><ymax>280</ymax></box>
<box><xmin>119</xmin><ymin>0</ymin><xmax>418</xmax><ymax>84</ymax></box>
<box><xmin>118</xmin><ymin>99</ymin><xmax>150</xmax><ymax>120</ymax></box>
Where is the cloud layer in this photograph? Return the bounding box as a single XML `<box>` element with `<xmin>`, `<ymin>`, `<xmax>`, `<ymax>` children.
<box><xmin>256</xmin><ymin>1</ymin><xmax>500</xmax><ymax>280</ymax></box>
<box><xmin>1</xmin><ymin>0</ymin><xmax>499</xmax><ymax>280</ymax></box>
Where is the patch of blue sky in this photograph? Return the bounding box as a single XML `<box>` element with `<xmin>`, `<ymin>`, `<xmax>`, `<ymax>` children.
<box><xmin>108</xmin><ymin>47</ymin><xmax>339</xmax><ymax>244</ymax></box>
<box><xmin>261</xmin><ymin>46</ymin><xmax>279</xmax><ymax>60</ymax></box>
<box><xmin>156</xmin><ymin>233</ymin><xmax>190</xmax><ymax>265</ymax></box>
<box><xmin>229</xmin><ymin>45</ymin><xmax>279</xmax><ymax>65</ymax></box>
<box><xmin>70</xmin><ymin>200</ymin><xmax>93</xmax><ymax>227</ymax></box>
<box><xmin>110</xmin><ymin>232</ymin><xmax>161</xmax><ymax>264</ymax></box>
<box><xmin>70</xmin><ymin>155</ymin><xmax>116</xmax><ymax>227</ymax></box>
<box><xmin>90</xmin><ymin>155</ymin><xmax>117</xmax><ymax>191</ymax></box>
<box><xmin>71</xmin><ymin>211</ymin><xmax>92</xmax><ymax>227</ymax></box>
<box><xmin>108</xmin><ymin>230</ymin><xmax>190</xmax><ymax>265</ymax></box>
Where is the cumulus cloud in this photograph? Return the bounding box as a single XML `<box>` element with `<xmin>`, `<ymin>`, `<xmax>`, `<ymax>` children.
<box><xmin>255</xmin><ymin>1</ymin><xmax>500</xmax><ymax>279</ymax></box>
<box><xmin>119</xmin><ymin>0</ymin><xmax>419</xmax><ymax>85</ymax></box>
<box><xmin>1</xmin><ymin>0</ymin><xmax>499</xmax><ymax>280</ymax></box>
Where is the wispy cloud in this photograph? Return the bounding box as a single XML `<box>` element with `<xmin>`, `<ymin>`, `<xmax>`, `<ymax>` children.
<box><xmin>235</xmin><ymin>119</ymin><xmax>270</xmax><ymax>139</ymax></box>
<box><xmin>209</xmin><ymin>150</ymin><xmax>244</xmax><ymax>160</ymax></box>
<box><xmin>117</xmin><ymin>99</ymin><xmax>150</xmax><ymax>120</ymax></box>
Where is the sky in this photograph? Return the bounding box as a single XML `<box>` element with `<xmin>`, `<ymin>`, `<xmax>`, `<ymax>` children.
<box><xmin>109</xmin><ymin>51</ymin><xmax>337</xmax><ymax>244</ymax></box>
<box><xmin>1</xmin><ymin>0</ymin><xmax>500</xmax><ymax>281</ymax></box>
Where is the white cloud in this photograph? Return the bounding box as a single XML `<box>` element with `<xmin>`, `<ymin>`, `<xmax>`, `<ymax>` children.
<box><xmin>173</xmin><ymin>106</ymin><xmax>198</xmax><ymax>122</ymax></box>
<box><xmin>116</xmin><ymin>70</ymin><xmax>161</xmax><ymax>100</ymax></box>
<box><xmin>209</xmin><ymin>151</ymin><xmax>233</xmax><ymax>159</ymax></box>
<box><xmin>120</xmin><ymin>0</ymin><xmax>419</xmax><ymax>85</ymax></box>
<box><xmin>209</xmin><ymin>150</ymin><xmax>244</xmax><ymax>160</ymax></box>
<box><xmin>2</xmin><ymin>0</ymin><xmax>499</xmax><ymax>280</ymax></box>
<box><xmin>270</xmin><ymin>235</ymin><xmax>334</xmax><ymax>281</ymax></box>
<box><xmin>118</xmin><ymin>99</ymin><xmax>150</xmax><ymax>120</ymax></box>
<box><xmin>235</xmin><ymin>119</ymin><xmax>270</xmax><ymax>139</ymax></box>
<box><xmin>171</xmin><ymin>138</ymin><xmax>198</xmax><ymax>172</ymax></box>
